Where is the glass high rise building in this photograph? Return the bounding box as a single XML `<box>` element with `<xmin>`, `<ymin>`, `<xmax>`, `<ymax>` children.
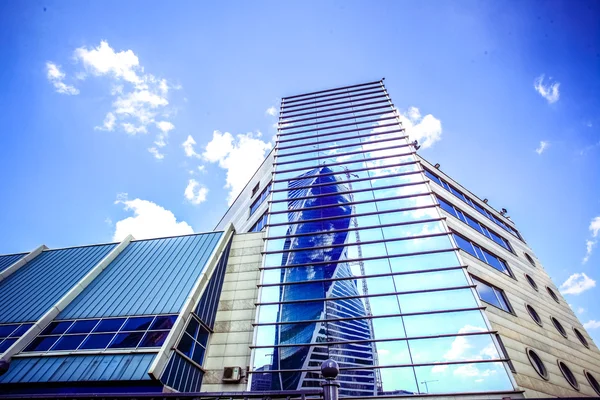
<box><xmin>247</xmin><ymin>80</ymin><xmax>515</xmax><ymax>395</ymax></box>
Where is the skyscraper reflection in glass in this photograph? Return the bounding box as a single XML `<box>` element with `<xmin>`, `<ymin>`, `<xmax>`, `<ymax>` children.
<box><xmin>251</xmin><ymin>81</ymin><xmax>515</xmax><ymax>396</ymax></box>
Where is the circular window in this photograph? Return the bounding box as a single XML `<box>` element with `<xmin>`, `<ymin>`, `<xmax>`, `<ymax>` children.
<box><xmin>558</xmin><ymin>361</ymin><xmax>579</xmax><ymax>390</ymax></box>
<box><xmin>546</xmin><ymin>286</ymin><xmax>560</xmax><ymax>303</ymax></box>
<box><xmin>527</xmin><ymin>349</ymin><xmax>548</xmax><ymax>379</ymax></box>
<box><xmin>526</xmin><ymin>304</ymin><xmax>543</xmax><ymax>326</ymax></box>
<box><xmin>551</xmin><ymin>317</ymin><xmax>567</xmax><ymax>338</ymax></box>
<box><xmin>525</xmin><ymin>253</ymin><xmax>536</xmax><ymax>267</ymax></box>
<box><xmin>585</xmin><ymin>370</ymin><xmax>600</xmax><ymax>396</ymax></box>
<box><xmin>525</xmin><ymin>274</ymin><xmax>538</xmax><ymax>290</ymax></box>
<box><xmin>573</xmin><ymin>328</ymin><xmax>589</xmax><ymax>348</ymax></box>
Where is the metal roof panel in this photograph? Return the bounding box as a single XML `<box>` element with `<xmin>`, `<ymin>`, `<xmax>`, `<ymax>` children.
<box><xmin>0</xmin><ymin>253</ymin><xmax>26</xmax><ymax>273</ymax></box>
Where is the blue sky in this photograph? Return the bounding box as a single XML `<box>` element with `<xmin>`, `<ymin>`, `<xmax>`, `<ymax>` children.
<box><xmin>1</xmin><ymin>1</ymin><xmax>599</xmax><ymax>341</ymax></box>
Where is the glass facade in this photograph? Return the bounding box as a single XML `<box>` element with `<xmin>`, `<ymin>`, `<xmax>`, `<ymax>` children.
<box><xmin>250</xmin><ymin>81</ymin><xmax>515</xmax><ymax>396</ymax></box>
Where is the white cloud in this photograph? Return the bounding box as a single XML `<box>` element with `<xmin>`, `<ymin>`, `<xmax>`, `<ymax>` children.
<box><xmin>578</xmin><ymin>307</ymin><xmax>586</xmax><ymax>315</ymax></box>
<box><xmin>534</xmin><ymin>74</ymin><xmax>560</xmax><ymax>104</ymax></box>
<box><xmin>582</xmin><ymin>216</ymin><xmax>600</xmax><ymax>264</ymax></box>
<box><xmin>202</xmin><ymin>130</ymin><xmax>273</xmax><ymax>205</ymax></box>
<box><xmin>197</xmin><ymin>165</ymin><xmax>206</xmax><ymax>173</ymax></box>
<box><xmin>398</xmin><ymin>107</ymin><xmax>442</xmax><ymax>149</ymax></box>
<box><xmin>535</xmin><ymin>141</ymin><xmax>549</xmax><ymax>155</ymax></box>
<box><xmin>560</xmin><ymin>272</ymin><xmax>596</xmax><ymax>295</ymax></box>
<box><xmin>265</xmin><ymin>106</ymin><xmax>277</xmax><ymax>116</ymax></box>
<box><xmin>148</xmin><ymin>147</ymin><xmax>164</xmax><ymax>160</ymax></box>
<box><xmin>46</xmin><ymin>62</ymin><xmax>79</xmax><ymax>95</ymax></box>
<box><xmin>95</xmin><ymin>112</ymin><xmax>116</xmax><ymax>131</ymax></box>
<box><xmin>584</xmin><ymin>320</ymin><xmax>600</xmax><ymax>330</ymax></box>
<box><xmin>113</xmin><ymin>194</ymin><xmax>193</xmax><ymax>241</ymax></box>
<box><xmin>75</xmin><ymin>41</ymin><xmax>142</xmax><ymax>85</ymax></box>
<box><xmin>153</xmin><ymin>121</ymin><xmax>174</xmax><ymax>148</ymax></box>
<box><xmin>122</xmin><ymin>123</ymin><xmax>147</xmax><ymax>135</ymax></box>
<box><xmin>184</xmin><ymin>179</ymin><xmax>209</xmax><ymax>205</ymax></box>
<box><xmin>156</xmin><ymin>121</ymin><xmax>174</xmax><ymax>133</ymax></box>
<box><xmin>182</xmin><ymin>135</ymin><xmax>201</xmax><ymax>158</ymax></box>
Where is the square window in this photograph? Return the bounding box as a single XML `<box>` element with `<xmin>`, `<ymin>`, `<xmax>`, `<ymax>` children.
<box><xmin>177</xmin><ymin>333</ymin><xmax>195</xmax><ymax>357</ymax></box>
<box><xmin>192</xmin><ymin>343</ymin><xmax>205</xmax><ymax>365</ymax></box>
<box><xmin>79</xmin><ymin>333</ymin><xmax>114</xmax><ymax>350</ymax></box>
<box><xmin>52</xmin><ymin>334</ymin><xmax>87</xmax><ymax>351</ymax></box>
<box><xmin>185</xmin><ymin>318</ymin><xmax>199</xmax><ymax>338</ymax></box>
<box><xmin>121</xmin><ymin>316</ymin><xmax>154</xmax><ymax>332</ymax></box>
<box><xmin>140</xmin><ymin>331</ymin><xmax>170</xmax><ymax>347</ymax></box>
<box><xmin>67</xmin><ymin>320</ymin><xmax>100</xmax><ymax>334</ymax></box>
<box><xmin>93</xmin><ymin>318</ymin><xmax>126</xmax><ymax>333</ymax></box>
<box><xmin>251</xmin><ymin>183</ymin><xmax>260</xmax><ymax>197</ymax></box>
<box><xmin>41</xmin><ymin>321</ymin><xmax>74</xmax><ymax>335</ymax></box>
<box><xmin>25</xmin><ymin>336</ymin><xmax>59</xmax><ymax>352</ymax></box>
<box><xmin>108</xmin><ymin>332</ymin><xmax>144</xmax><ymax>349</ymax></box>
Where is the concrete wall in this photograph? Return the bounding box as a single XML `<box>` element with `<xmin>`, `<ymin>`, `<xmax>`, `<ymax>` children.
<box><xmin>419</xmin><ymin>156</ymin><xmax>600</xmax><ymax>398</ymax></box>
<box><xmin>201</xmin><ymin>232</ymin><xmax>264</xmax><ymax>392</ymax></box>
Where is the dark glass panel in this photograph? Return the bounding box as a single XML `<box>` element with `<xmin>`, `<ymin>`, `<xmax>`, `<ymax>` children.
<box><xmin>8</xmin><ymin>324</ymin><xmax>32</xmax><ymax>337</ymax></box>
<box><xmin>473</xmin><ymin>278</ymin><xmax>499</xmax><ymax>308</ymax></box>
<box><xmin>185</xmin><ymin>317</ymin><xmax>200</xmax><ymax>337</ymax></box>
<box><xmin>67</xmin><ymin>320</ymin><xmax>99</xmax><ymax>334</ymax></box>
<box><xmin>424</xmin><ymin>169</ymin><xmax>442</xmax><ymax>186</ymax></box>
<box><xmin>0</xmin><ymin>338</ymin><xmax>17</xmax><ymax>352</ymax></box>
<box><xmin>24</xmin><ymin>336</ymin><xmax>59</xmax><ymax>352</ymax></box>
<box><xmin>0</xmin><ymin>325</ymin><xmax>19</xmax><ymax>338</ymax></box>
<box><xmin>122</xmin><ymin>316</ymin><xmax>154</xmax><ymax>331</ymax></box>
<box><xmin>414</xmin><ymin>362</ymin><xmax>513</xmax><ymax>393</ymax></box>
<box><xmin>108</xmin><ymin>331</ymin><xmax>144</xmax><ymax>348</ymax></box>
<box><xmin>41</xmin><ymin>321</ymin><xmax>74</xmax><ymax>335</ymax></box>
<box><xmin>192</xmin><ymin>343</ymin><xmax>206</xmax><ymax>365</ymax></box>
<box><xmin>150</xmin><ymin>315</ymin><xmax>177</xmax><ymax>330</ymax></box>
<box><xmin>481</xmin><ymin>249</ymin><xmax>509</xmax><ymax>274</ymax></box>
<box><xmin>52</xmin><ymin>334</ymin><xmax>87</xmax><ymax>351</ymax></box>
<box><xmin>140</xmin><ymin>330</ymin><xmax>170</xmax><ymax>347</ymax></box>
<box><xmin>177</xmin><ymin>332</ymin><xmax>195</xmax><ymax>357</ymax></box>
<box><xmin>465</xmin><ymin>215</ymin><xmax>484</xmax><ymax>235</ymax></box>
<box><xmin>79</xmin><ymin>333</ymin><xmax>114</xmax><ymax>350</ymax></box>
<box><xmin>437</xmin><ymin>197</ymin><xmax>457</xmax><ymax>217</ymax></box>
<box><xmin>93</xmin><ymin>318</ymin><xmax>126</xmax><ymax>333</ymax></box>
<box><xmin>453</xmin><ymin>234</ymin><xmax>476</xmax><ymax>257</ymax></box>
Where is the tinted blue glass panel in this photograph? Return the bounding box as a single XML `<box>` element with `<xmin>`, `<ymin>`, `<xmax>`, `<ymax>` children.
<box><xmin>122</xmin><ymin>316</ymin><xmax>154</xmax><ymax>331</ymax></box>
<box><xmin>67</xmin><ymin>320</ymin><xmax>99</xmax><ymax>334</ymax></box>
<box><xmin>0</xmin><ymin>338</ymin><xmax>16</xmax><ymax>352</ymax></box>
<box><xmin>453</xmin><ymin>234</ymin><xmax>476</xmax><ymax>257</ymax></box>
<box><xmin>449</xmin><ymin>186</ymin><xmax>466</xmax><ymax>201</ymax></box>
<box><xmin>25</xmin><ymin>336</ymin><xmax>59</xmax><ymax>352</ymax></box>
<box><xmin>424</xmin><ymin>169</ymin><xmax>442</xmax><ymax>185</ymax></box>
<box><xmin>197</xmin><ymin>327</ymin><xmax>209</xmax><ymax>346</ymax></box>
<box><xmin>93</xmin><ymin>318</ymin><xmax>126</xmax><ymax>333</ymax></box>
<box><xmin>465</xmin><ymin>215</ymin><xmax>484</xmax><ymax>235</ymax></box>
<box><xmin>140</xmin><ymin>330</ymin><xmax>169</xmax><ymax>347</ymax></box>
<box><xmin>150</xmin><ymin>315</ymin><xmax>177</xmax><ymax>330</ymax></box>
<box><xmin>489</xmin><ymin>231</ymin><xmax>510</xmax><ymax>250</ymax></box>
<box><xmin>52</xmin><ymin>334</ymin><xmax>87</xmax><ymax>351</ymax></box>
<box><xmin>79</xmin><ymin>333</ymin><xmax>114</xmax><ymax>350</ymax></box>
<box><xmin>9</xmin><ymin>324</ymin><xmax>32</xmax><ymax>337</ymax></box>
<box><xmin>177</xmin><ymin>333</ymin><xmax>194</xmax><ymax>357</ymax></box>
<box><xmin>0</xmin><ymin>325</ymin><xmax>18</xmax><ymax>338</ymax></box>
<box><xmin>108</xmin><ymin>332</ymin><xmax>144</xmax><ymax>348</ymax></box>
<box><xmin>185</xmin><ymin>318</ymin><xmax>199</xmax><ymax>337</ymax></box>
<box><xmin>192</xmin><ymin>344</ymin><xmax>205</xmax><ymax>365</ymax></box>
<box><xmin>473</xmin><ymin>202</ymin><xmax>487</xmax><ymax>216</ymax></box>
<box><xmin>437</xmin><ymin>197</ymin><xmax>456</xmax><ymax>217</ymax></box>
<box><xmin>482</xmin><ymin>249</ymin><xmax>509</xmax><ymax>274</ymax></box>
<box><xmin>41</xmin><ymin>321</ymin><xmax>73</xmax><ymax>335</ymax></box>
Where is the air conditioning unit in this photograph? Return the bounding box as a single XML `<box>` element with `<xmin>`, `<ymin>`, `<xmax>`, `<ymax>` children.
<box><xmin>222</xmin><ymin>366</ymin><xmax>242</xmax><ymax>383</ymax></box>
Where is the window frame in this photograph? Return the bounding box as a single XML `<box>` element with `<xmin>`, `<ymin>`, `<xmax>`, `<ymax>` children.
<box><xmin>471</xmin><ymin>275</ymin><xmax>514</xmax><ymax>314</ymax></box>
<box><xmin>557</xmin><ymin>360</ymin><xmax>580</xmax><ymax>391</ymax></box>
<box><xmin>527</xmin><ymin>348</ymin><xmax>549</xmax><ymax>380</ymax></box>
<box><xmin>550</xmin><ymin>316</ymin><xmax>568</xmax><ymax>338</ymax></box>
<box><xmin>525</xmin><ymin>304</ymin><xmax>543</xmax><ymax>326</ymax></box>
<box><xmin>573</xmin><ymin>328</ymin><xmax>589</xmax><ymax>349</ymax></box>
<box><xmin>452</xmin><ymin>232</ymin><xmax>514</xmax><ymax>277</ymax></box>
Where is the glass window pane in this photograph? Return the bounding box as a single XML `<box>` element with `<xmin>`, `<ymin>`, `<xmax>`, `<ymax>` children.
<box><xmin>0</xmin><ymin>325</ymin><xmax>19</xmax><ymax>338</ymax></box>
<box><xmin>398</xmin><ymin>288</ymin><xmax>478</xmax><ymax>314</ymax></box>
<box><xmin>372</xmin><ymin>316</ymin><xmax>406</xmax><ymax>339</ymax></box>
<box><xmin>389</xmin><ymin>251</ymin><xmax>460</xmax><ymax>273</ymax></box>
<box><xmin>93</xmin><ymin>318</ymin><xmax>126</xmax><ymax>333</ymax></box>
<box><xmin>0</xmin><ymin>338</ymin><xmax>17</xmax><ymax>352</ymax></box>
<box><xmin>185</xmin><ymin>317</ymin><xmax>200</xmax><ymax>337</ymax></box>
<box><xmin>67</xmin><ymin>320</ymin><xmax>99</xmax><ymax>334</ymax></box>
<box><xmin>404</xmin><ymin>310</ymin><xmax>488</xmax><ymax>337</ymax></box>
<box><xmin>24</xmin><ymin>336</ymin><xmax>59</xmax><ymax>352</ymax></box>
<box><xmin>374</xmin><ymin>340</ymin><xmax>412</xmax><ymax>366</ymax></box>
<box><xmin>177</xmin><ymin>333</ymin><xmax>194</xmax><ymax>357</ymax></box>
<box><xmin>41</xmin><ymin>321</ymin><xmax>74</xmax><ymax>335</ymax></box>
<box><xmin>197</xmin><ymin>326</ymin><xmax>210</xmax><ymax>346</ymax></box>
<box><xmin>465</xmin><ymin>215</ymin><xmax>484</xmax><ymax>235</ymax></box>
<box><xmin>108</xmin><ymin>332</ymin><xmax>144</xmax><ymax>348</ymax></box>
<box><xmin>481</xmin><ymin>250</ymin><xmax>508</xmax><ymax>274</ymax></box>
<box><xmin>394</xmin><ymin>269</ymin><xmax>468</xmax><ymax>292</ymax></box>
<box><xmin>437</xmin><ymin>197</ymin><xmax>457</xmax><ymax>217</ymax></box>
<box><xmin>9</xmin><ymin>324</ymin><xmax>32</xmax><ymax>337</ymax></box>
<box><xmin>409</xmin><ymin>334</ymin><xmax>498</xmax><ymax>363</ymax></box>
<box><xmin>414</xmin><ymin>362</ymin><xmax>513</xmax><ymax>394</ymax></box>
<box><xmin>386</xmin><ymin>236</ymin><xmax>452</xmax><ymax>256</ymax></box>
<box><xmin>79</xmin><ymin>333</ymin><xmax>114</xmax><ymax>350</ymax></box>
<box><xmin>122</xmin><ymin>316</ymin><xmax>154</xmax><ymax>332</ymax></box>
<box><xmin>453</xmin><ymin>234</ymin><xmax>477</xmax><ymax>257</ymax></box>
<box><xmin>150</xmin><ymin>315</ymin><xmax>177</xmax><ymax>330</ymax></box>
<box><xmin>380</xmin><ymin>367</ymin><xmax>419</xmax><ymax>394</ymax></box>
<box><xmin>140</xmin><ymin>330</ymin><xmax>170</xmax><ymax>347</ymax></box>
<box><xmin>494</xmin><ymin>289</ymin><xmax>511</xmax><ymax>311</ymax></box>
<box><xmin>192</xmin><ymin>343</ymin><xmax>206</xmax><ymax>365</ymax></box>
<box><xmin>473</xmin><ymin>278</ymin><xmax>499</xmax><ymax>307</ymax></box>
<box><xmin>51</xmin><ymin>334</ymin><xmax>87</xmax><ymax>351</ymax></box>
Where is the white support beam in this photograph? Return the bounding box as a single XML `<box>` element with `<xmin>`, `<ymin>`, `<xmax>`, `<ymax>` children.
<box><xmin>0</xmin><ymin>245</ymin><xmax>48</xmax><ymax>283</ymax></box>
<box><xmin>148</xmin><ymin>223</ymin><xmax>235</xmax><ymax>381</ymax></box>
<box><xmin>0</xmin><ymin>235</ymin><xmax>134</xmax><ymax>362</ymax></box>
